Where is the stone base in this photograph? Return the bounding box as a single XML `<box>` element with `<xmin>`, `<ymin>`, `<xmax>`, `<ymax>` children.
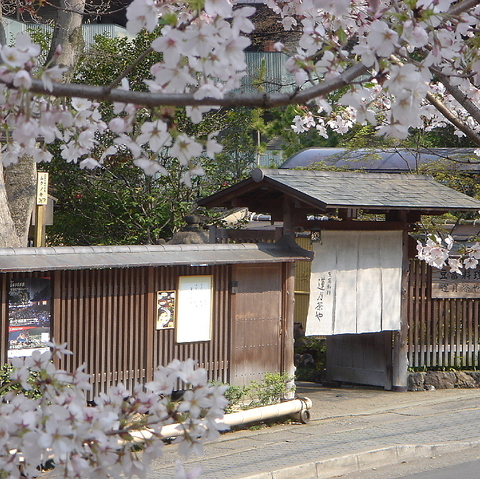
<box><xmin>407</xmin><ymin>370</ymin><xmax>480</xmax><ymax>391</ymax></box>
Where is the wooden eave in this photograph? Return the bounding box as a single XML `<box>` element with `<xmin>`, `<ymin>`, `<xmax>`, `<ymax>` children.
<box><xmin>0</xmin><ymin>241</ymin><xmax>312</xmax><ymax>273</ymax></box>
<box><xmin>198</xmin><ymin>177</ymin><xmax>328</xmax><ymax>210</ymax></box>
<box><xmin>198</xmin><ymin>177</ymin><xmax>454</xmax><ymax>217</ymax></box>
<box><xmin>198</xmin><ymin>169</ymin><xmax>480</xmax><ymax>219</ymax></box>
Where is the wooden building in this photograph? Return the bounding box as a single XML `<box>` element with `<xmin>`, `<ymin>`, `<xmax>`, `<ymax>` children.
<box><xmin>199</xmin><ymin>168</ymin><xmax>480</xmax><ymax>390</ymax></box>
<box><xmin>0</xmin><ymin>240</ymin><xmax>311</xmax><ymax>397</ymax></box>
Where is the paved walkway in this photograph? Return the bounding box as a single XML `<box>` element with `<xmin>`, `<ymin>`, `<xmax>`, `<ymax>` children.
<box><xmin>149</xmin><ymin>383</ymin><xmax>480</xmax><ymax>479</ymax></box>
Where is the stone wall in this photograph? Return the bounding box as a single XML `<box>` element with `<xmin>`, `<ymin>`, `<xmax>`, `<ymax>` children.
<box><xmin>408</xmin><ymin>371</ymin><xmax>480</xmax><ymax>391</ymax></box>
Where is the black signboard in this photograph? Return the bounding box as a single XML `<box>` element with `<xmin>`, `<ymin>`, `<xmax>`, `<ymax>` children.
<box><xmin>8</xmin><ymin>278</ymin><xmax>52</xmax><ymax>358</ymax></box>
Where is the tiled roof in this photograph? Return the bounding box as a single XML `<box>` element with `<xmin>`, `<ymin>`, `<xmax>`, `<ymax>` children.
<box><xmin>251</xmin><ymin>169</ymin><xmax>480</xmax><ymax>211</ymax></box>
<box><xmin>0</xmin><ymin>240</ymin><xmax>312</xmax><ymax>272</ymax></box>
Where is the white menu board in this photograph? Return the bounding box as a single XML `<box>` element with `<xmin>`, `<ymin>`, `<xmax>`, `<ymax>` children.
<box><xmin>176</xmin><ymin>275</ymin><xmax>213</xmax><ymax>343</ymax></box>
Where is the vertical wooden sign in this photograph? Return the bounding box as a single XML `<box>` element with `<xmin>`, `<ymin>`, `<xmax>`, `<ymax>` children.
<box><xmin>35</xmin><ymin>172</ymin><xmax>49</xmax><ymax>247</ymax></box>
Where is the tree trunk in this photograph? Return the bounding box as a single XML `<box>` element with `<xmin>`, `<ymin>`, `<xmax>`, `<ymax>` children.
<box><xmin>0</xmin><ymin>11</ymin><xmax>26</xmax><ymax>248</ymax></box>
<box><xmin>46</xmin><ymin>0</ymin><xmax>86</xmax><ymax>75</ymax></box>
<box><xmin>4</xmin><ymin>158</ymin><xmax>37</xmax><ymax>246</ymax></box>
<box><xmin>0</xmin><ymin>0</ymin><xmax>88</xmax><ymax>248</ymax></box>
<box><xmin>0</xmin><ymin>164</ymin><xmax>24</xmax><ymax>247</ymax></box>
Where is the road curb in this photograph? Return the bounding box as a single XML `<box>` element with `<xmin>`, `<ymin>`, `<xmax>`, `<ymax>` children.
<box><xmin>241</xmin><ymin>441</ymin><xmax>480</xmax><ymax>479</ymax></box>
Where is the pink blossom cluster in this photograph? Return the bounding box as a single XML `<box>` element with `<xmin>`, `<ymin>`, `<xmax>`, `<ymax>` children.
<box><xmin>282</xmin><ymin>0</ymin><xmax>480</xmax><ymax>144</ymax></box>
<box><xmin>0</xmin><ymin>342</ymin><xmax>228</xmax><ymax>479</ymax></box>
<box><xmin>417</xmin><ymin>235</ymin><xmax>480</xmax><ymax>274</ymax></box>
<box><xmin>2</xmin><ymin>1</ymin><xmax>480</xmax><ymax>178</ymax></box>
<box><xmin>0</xmin><ymin>0</ymin><xmax>245</xmax><ymax>181</ymax></box>
<box><xmin>0</xmin><ymin>34</ymin><xmax>107</xmax><ymax>168</ymax></box>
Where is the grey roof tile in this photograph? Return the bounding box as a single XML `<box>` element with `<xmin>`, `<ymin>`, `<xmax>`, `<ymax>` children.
<box><xmin>0</xmin><ymin>241</ymin><xmax>311</xmax><ymax>272</ymax></box>
<box><xmin>257</xmin><ymin>169</ymin><xmax>480</xmax><ymax>211</ymax></box>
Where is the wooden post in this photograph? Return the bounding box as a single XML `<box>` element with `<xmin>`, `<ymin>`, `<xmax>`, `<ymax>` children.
<box><xmin>208</xmin><ymin>225</ymin><xmax>217</xmax><ymax>244</ymax></box>
<box><xmin>282</xmin><ymin>197</ymin><xmax>295</xmax><ymax>238</ymax></box>
<box><xmin>146</xmin><ymin>267</ymin><xmax>155</xmax><ymax>382</ymax></box>
<box><xmin>34</xmin><ymin>172</ymin><xmax>49</xmax><ymax>247</ymax></box>
<box><xmin>392</xmin><ymin>228</ymin><xmax>410</xmax><ymax>391</ymax></box>
<box><xmin>282</xmin><ymin>262</ymin><xmax>296</xmax><ymax>399</ymax></box>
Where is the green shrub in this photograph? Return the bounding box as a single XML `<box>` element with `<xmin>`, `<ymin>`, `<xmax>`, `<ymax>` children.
<box><xmin>294</xmin><ymin>336</ymin><xmax>326</xmax><ymax>382</ymax></box>
<box><xmin>223</xmin><ymin>372</ymin><xmax>294</xmax><ymax>413</ymax></box>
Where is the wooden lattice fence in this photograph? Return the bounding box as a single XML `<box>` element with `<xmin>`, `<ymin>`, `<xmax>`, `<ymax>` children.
<box><xmin>407</xmin><ymin>259</ymin><xmax>480</xmax><ymax>369</ymax></box>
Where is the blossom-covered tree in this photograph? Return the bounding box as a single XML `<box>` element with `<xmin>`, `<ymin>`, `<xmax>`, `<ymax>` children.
<box><xmin>3</xmin><ymin>1</ymin><xmax>480</xmax><ymax>475</ymax></box>
<box><xmin>0</xmin><ymin>0</ymin><xmax>87</xmax><ymax>248</ymax></box>
<box><xmin>2</xmin><ymin>0</ymin><xmax>480</xmax><ymax>248</ymax></box>
<box><xmin>0</xmin><ymin>342</ymin><xmax>228</xmax><ymax>479</ymax></box>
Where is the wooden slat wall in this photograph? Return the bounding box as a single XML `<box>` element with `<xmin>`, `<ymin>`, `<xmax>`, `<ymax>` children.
<box><xmin>210</xmin><ymin>227</ymin><xmax>312</xmax><ymax>329</ymax></box>
<box><xmin>407</xmin><ymin>259</ymin><xmax>480</xmax><ymax>368</ymax></box>
<box><xmin>293</xmin><ymin>236</ymin><xmax>312</xmax><ymax>328</ymax></box>
<box><xmin>230</xmin><ymin>264</ymin><xmax>283</xmax><ymax>386</ymax></box>
<box><xmin>53</xmin><ymin>267</ymin><xmax>151</xmax><ymax>397</ymax></box>
<box><xmin>2</xmin><ymin>265</ymin><xmax>232</xmax><ymax>399</ymax></box>
<box><xmin>152</xmin><ymin>265</ymin><xmax>231</xmax><ymax>385</ymax></box>
<box><xmin>0</xmin><ymin>272</ymin><xmax>8</xmax><ymax>362</ymax></box>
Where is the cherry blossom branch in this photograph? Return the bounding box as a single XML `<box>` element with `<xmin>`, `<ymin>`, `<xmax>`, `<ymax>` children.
<box><xmin>4</xmin><ymin>0</ymin><xmax>480</xmax><ymax>188</ymax></box>
<box><xmin>433</xmin><ymin>69</ymin><xmax>480</xmax><ymax>127</ymax></box>
<box><xmin>447</xmin><ymin>0</ymin><xmax>480</xmax><ymax>17</ymax></box>
<box><xmin>425</xmin><ymin>90</ymin><xmax>480</xmax><ymax>146</ymax></box>
<box><xmin>106</xmin><ymin>46</ymin><xmax>154</xmax><ymax>92</ymax></box>
<box><xmin>19</xmin><ymin>62</ymin><xmax>370</xmax><ymax>109</ymax></box>
<box><xmin>388</xmin><ymin>53</ymin><xmax>480</xmax><ymax>143</ymax></box>
<box><xmin>0</xmin><ymin>343</ymin><xmax>229</xmax><ymax>479</ymax></box>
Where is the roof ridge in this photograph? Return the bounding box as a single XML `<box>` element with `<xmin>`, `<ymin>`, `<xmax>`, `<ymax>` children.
<box><xmin>254</xmin><ymin>168</ymin><xmax>434</xmax><ymax>180</ymax></box>
<box><xmin>0</xmin><ymin>242</ymin><xmax>286</xmax><ymax>256</ymax></box>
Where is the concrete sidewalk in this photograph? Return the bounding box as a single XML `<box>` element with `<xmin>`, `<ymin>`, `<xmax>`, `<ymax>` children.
<box><xmin>149</xmin><ymin>383</ymin><xmax>480</xmax><ymax>479</ymax></box>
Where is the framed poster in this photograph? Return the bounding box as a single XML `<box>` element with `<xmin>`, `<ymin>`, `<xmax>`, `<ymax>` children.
<box><xmin>8</xmin><ymin>277</ymin><xmax>52</xmax><ymax>358</ymax></box>
<box><xmin>156</xmin><ymin>290</ymin><xmax>175</xmax><ymax>329</ymax></box>
<box><xmin>176</xmin><ymin>275</ymin><xmax>213</xmax><ymax>343</ymax></box>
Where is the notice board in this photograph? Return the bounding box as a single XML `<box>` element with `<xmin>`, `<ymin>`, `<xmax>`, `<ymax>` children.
<box><xmin>176</xmin><ymin>275</ymin><xmax>213</xmax><ymax>343</ymax></box>
<box><xmin>432</xmin><ymin>267</ymin><xmax>480</xmax><ymax>298</ymax></box>
<box><xmin>8</xmin><ymin>277</ymin><xmax>52</xmax><ymax>358</ymax></box>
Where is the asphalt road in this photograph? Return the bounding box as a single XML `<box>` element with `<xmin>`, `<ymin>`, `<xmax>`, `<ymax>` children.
<box><xmin>339</xmin><ymin>445</ymin><xmax>480</xmax><ymax>478</ymax></box>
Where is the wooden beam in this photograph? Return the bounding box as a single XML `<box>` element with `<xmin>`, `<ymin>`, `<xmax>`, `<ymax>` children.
<box><xmin>407</xmin><ymin>211</ymin><xmax>422</xmax><ymax>223</ymax></box>
<box><xmin>392</xmin><ymin>229</ymin><xmax>410</xmax><ymax>391</ymax></box>
<box><xmin>386</xmin><ymin>211</ymin><xmax>411</xmax><ymax>222</ymax></box>
<box><xmin>282</xmin><ymin>262</ymin><xmax>296</xmax><ymax>399</ymax></box>
<box><xmin>200</xmin><ymin>180</ymin><xmax>266</xmax><ymax>208</ymax></box>
<box><xmin>231</xmin><ymin>198</ymin><xmax>284</xmax><ymax>212</ymax></box>
<box><xmin>295</xmin><ymin>220</ymin><xmax>411</xmax><ymax>231</ymax></box>
<box><xmin>283</xmin><ymin>197</ymin><xmax>295</xmax><ymax>237</ymax></box>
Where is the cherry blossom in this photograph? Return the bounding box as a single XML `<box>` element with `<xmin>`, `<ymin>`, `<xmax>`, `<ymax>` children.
<box><xmin>1</xmin><ymin>1</ymin><xmax>480</xmax><ymax>263</ymax></box>
<box><xmin>171</xmin><ymin>134</ymin><xmax>204</xmax><ymax>166</ymax></box>
<box><xmin>364</xmin><ymin>21</ymin><xmax>399</xmax><ymax>60</ymax></box>
<box><xmin>415</xmin><ymin>234</ymin><xmax>480</xmax><ymax>274</ymax></box>
<box><xmin>416</xmin><ymin>235</ymin><xmax>453</xmax><ymax>269</ymax></box>
<box><xmin>137</xmin><ymin>120</ymin><xmax>171</xmax><ymax>152</ymax></box>
<box><xmin>125</xmin><ymin>0</ymin><xmax>159</xmax><ymax>35</ymax></box>
<box><xmin>0</xmin><ymin>342</ymin><xmax>228</xmax><ymax>479</ymax></box>
<box><xmin>0</xmin><ymin>0</ymin><xmax>479</xmax><ymax>182</ymax></box>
